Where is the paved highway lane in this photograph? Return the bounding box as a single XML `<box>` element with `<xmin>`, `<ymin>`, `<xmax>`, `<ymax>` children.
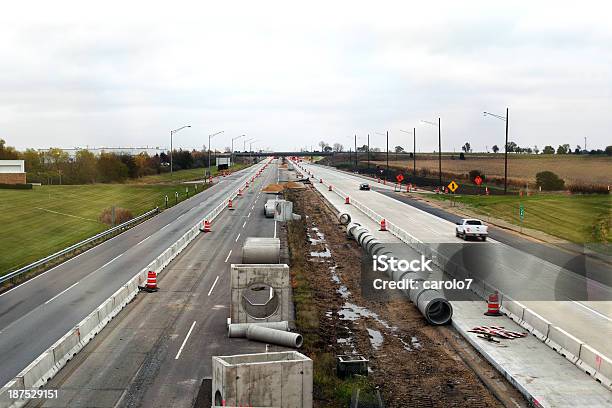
<box><xmin>0</xmin><ymin>163</ymin><xmax>266</xmax><ymax>387</ymax></box>
<box><xmin>24</xmin><ymin>160</ymin><xmax>281</xmax><ymax>408</ymax></box>
<box><xmin>298</xmin><ymin>161</ymin><xmax>612</xmax><ymax>357</ymax></box>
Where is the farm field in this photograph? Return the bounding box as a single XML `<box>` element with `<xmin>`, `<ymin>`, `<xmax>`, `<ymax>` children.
<box><xmin>426</xmin><ymin>193</ymin><xmax>611</xmax><ymax>244</ymax></box>
<box><xmin>369</xmin><ymin>154</ymin><xmax>612</xmax><ymax>185</ymax></box>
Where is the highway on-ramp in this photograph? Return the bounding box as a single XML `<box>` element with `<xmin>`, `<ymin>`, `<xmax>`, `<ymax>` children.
<box><xmin>0</xmin><ymin>163</ymin><xmax>265</xmax><ymax>387</ymax></box>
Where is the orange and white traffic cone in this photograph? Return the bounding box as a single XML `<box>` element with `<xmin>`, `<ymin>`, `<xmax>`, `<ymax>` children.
<box><xmin>238</xmin><ymin>189</ymin><xmax>242</xmax><ymax>196</ymax></box>
<box><xmin>146</xmin><ymin>271</ymin><xmax>158</xmax><ymax>291</ymax></box>
<box><xmin>485</xmin><ymin>187</ymin><xmax>489</xmax><ymax>195</ymax></box>
<box><xmin>484</xmin><ymin>292</ymin><xmax>503</xmax><ymax>316</ymax></box>
<box><xmin>328</xmin><ymin>185</ymin><xmax>333</xmax><ymax>191</ymax></box>
<box><xmin>380</xmin><ymin>219</ymin><xmax>388</xmax><ymax>231</ymax></box>
<box><xmin>320</xmin><ymin>178</ymin><xmax>323</xmax><ymax>183</ymax></box>
<box><xmin>345</xmin><ymin>196</ymin><xmax>350</xmax><ymax>204</ymax></box>
<box><xmin>228</xmin><ymin>199</ymin><xmax>234</xmax><ymax>210</ymax></box>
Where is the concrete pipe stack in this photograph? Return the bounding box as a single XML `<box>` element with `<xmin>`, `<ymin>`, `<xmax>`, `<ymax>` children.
<box><xmin>344</xmin><ymin>218</ymin><xmax>453</xmax><ymax>325</ymax></box>
<box><xmin>246</xmin><ymin>325</ymin><xmax>303</xmax><ymax>348</ymax></box>
<box><xmin>241</xmin><ymin>237</ymin><xmax>281</xmax><ymax>264</ymax></box>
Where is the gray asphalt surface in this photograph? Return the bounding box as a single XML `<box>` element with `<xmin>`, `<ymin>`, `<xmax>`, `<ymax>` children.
<box><xmin>24</xmin><ymin>160</ymin><xmax>281</xmax><ymax>408</ymax></box>
<box><xmin>0</xmin><ymin>164</ymin><xmax>264</xmax><ymax>387</ymax></box>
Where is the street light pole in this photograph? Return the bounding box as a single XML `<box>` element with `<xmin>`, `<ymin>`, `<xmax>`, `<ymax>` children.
<box><xmin>231</xmin><ymin>134</ymin><xmax>245</xmax><ymax>167</ymax></box>
<box><xmin>208</xmin><ymin>130</ymin><xmax>224</xmax><ymax>177</ymax></box>
<box><xmin>483</xmin><ymin>108</ymin><xmax>509</xmax><ymax>194</ymax></box>
<box><xmin>421</xmin><ymin>119</ymin><xmax>442</xmax><ymax>187</ymax></box>
<box><xmin>170</xmin><ymin>125</ymin><xmax>191</xmax><ymax>178</ymax></box>
<box><xmin>386</xmin><ymin>131</ymin><xmax>389</xmax><ymax>180</ymax></box>
<box><xmin>401</xmin><ymin>128</ymin><xmax>417</xmax><ymax>177</ymax></box>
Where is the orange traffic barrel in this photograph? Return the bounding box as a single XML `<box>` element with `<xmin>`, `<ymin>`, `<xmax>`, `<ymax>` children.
<box><xmin>380</xmin><ymin>219</ymin><xmax>388</xmax><ymax>231</ymax></box>
<box><xmin>228</xmin><ymin>199</ymin><xmax>234</xmax><ymax>210</ymax></box>
<box><xmin>146</xmin><ymin>271</ymin><xmax>158</xmax><ymax>291</ymax></box>
<box><xmin>201</xmin><ymin>220</ymin><xmax>211</xmax><ymax>233</ymax></box>
<box><xmin>484</xmin><ymin>292</ymin><xmax>503</xmax><ymax>316</ymax></box>
<box><xmin>345</xmin><ymin>196</ymin><xmax>350</xmax><ymax>205</ymax></box>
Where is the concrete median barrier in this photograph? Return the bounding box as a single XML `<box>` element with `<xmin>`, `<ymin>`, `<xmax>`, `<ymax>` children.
<box><xmin>51</xmin><ymin>329</ymin><xmax>81</xmax><ymax>370</ymax></box>
<box><xmin>545</xmin><ymin>326</ymin><xmax>583</xmax><ymax>363</ymax></box>
<box><xmin>0</xmin><ymin>379</ymin><xmax>25</xmax><ymax>408</ymax></box>
<box><xmin>17</xmin><ymin>352</ymin><xmax>55</xmax><ymax>389</ymax></box>
<box><xmin>500</xmin><ymin>298</ymin><xmax>525</xmax><ymax>322</ymax></box>
<box><xmin>577</xmin><ymin>344</ymin><xmax>612</xmax><ymax>389</ymax></box>
<box><xmin>78</xmin><ymin>310</ymin><xmax>101</xmax><ymax>344</ymax></box>
<box><xmin>521</xmin><ymin>308</ymin><xmax>551</xmax><ymax>341</ymax></box>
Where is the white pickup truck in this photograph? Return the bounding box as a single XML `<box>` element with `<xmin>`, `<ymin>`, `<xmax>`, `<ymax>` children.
<box><xmin>455</xmin><ymin>218</ymin><xmax>488</xmax><ymax>241</ymax></box>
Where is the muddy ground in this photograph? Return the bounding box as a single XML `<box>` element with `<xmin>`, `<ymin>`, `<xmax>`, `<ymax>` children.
<box><xmin>284</xmin><ymin>186</ymin><xmax>527</xmax><ymax>408</ymax></box>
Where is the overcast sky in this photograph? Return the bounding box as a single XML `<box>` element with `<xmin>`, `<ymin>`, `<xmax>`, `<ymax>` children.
<box><xmin>1</xmin><ymin>1</ymin><xmax>611</xmax><ymax>152</ymax></box>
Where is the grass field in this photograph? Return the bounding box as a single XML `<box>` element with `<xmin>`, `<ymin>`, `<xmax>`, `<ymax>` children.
<box><xmin>426</xmin><ymin>193</ymin><xmax>611</xmax><ymax>244</ymax></box>
<box><xmin>0</xmin><ymin>183</ymin><xmax>206</xmax><ymax>275</ymax></box>
<box><xmin>136</xmin><ymin>163</ymin><xmax>248</xmax><ymax>184</ymax></box>
<box><xmin>370</xmin><ymin>154</ymin><xmax>612</xmax><ymax>185</ymax></box>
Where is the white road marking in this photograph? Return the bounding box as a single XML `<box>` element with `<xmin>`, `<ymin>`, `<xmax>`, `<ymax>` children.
<box><xmin>99</xmin><ymin>253</ymin><xmax>123</xmax><ymax>270</ymax></box>
<box><xmin>235</xmin><ymin>233</ymin><xmax>241</xmax><ymax>242</ymax></box>
<box><xmin>208</xmin><ymin>276</ymin><xmax>220</xmax><ymax>296</ymax></box>
<box><xmin>274</xmin><ymin>220</ymin><xmax>277</xmax><ymax>238</ymax></box>
<box><xmin>572</xmin><ymin>301</ymin><xmax>612</xmax><ymax>323</ymax></box>
<box><xmin>247</xmin><ymin>211</ymin><xmax>251</xmax><ymax>218</ymax></box>
<box><xmin>224</xmin><ymin>250</ymin><xmax>232</xmax><ymax>263</ymax></box>
<box><xmin>44</xmin><ymin>281</ymin><xmax>79</xmax><ymax>305</ymax></box>
<box><xmin>174</xmin><ymin>321</ymin><xmax>197</xmax><ymax>360</ymax></box>
<box><xmin>160</xmin><ymin>223</ymin><xmax>171</xmax><ymax>231</ymax></box>
<box><xmin>242</xmin><ymin>221</ymin><xmax>247</xmax><ymax>228</ymax></box>
<box><xmin>135</xmin><ymin>236</ymin><xmax>152</xmax><ymax>246</ymax></box>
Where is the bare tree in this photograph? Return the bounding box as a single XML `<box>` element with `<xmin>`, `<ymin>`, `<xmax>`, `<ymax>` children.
<box><xmin>332</xmin><ymin>143</ymin><xmax>344</xmax><ymax>152</ymax></box>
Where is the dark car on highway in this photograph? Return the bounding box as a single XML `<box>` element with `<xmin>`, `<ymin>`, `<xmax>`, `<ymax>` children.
<box><xmin>359</xmin><ymin>183</ymin><xmax>370</xmax><ymax>190</ymax></box>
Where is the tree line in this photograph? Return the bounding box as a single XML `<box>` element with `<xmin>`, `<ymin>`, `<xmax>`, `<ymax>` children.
<box><xmin>0</xmin><ymin>139</ymin><xmax>214</xmax><ymax>184</ymax></box>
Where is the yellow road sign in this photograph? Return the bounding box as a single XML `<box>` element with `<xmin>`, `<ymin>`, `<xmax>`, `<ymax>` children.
<box><xmin>448</xmin><ymin>180</ymin><xmax>459</xmax><ymax>193</ymax></box>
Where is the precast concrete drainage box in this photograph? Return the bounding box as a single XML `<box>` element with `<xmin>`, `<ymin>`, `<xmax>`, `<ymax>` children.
<box><xmin>212</xmin><ymin>351</ymin><xmax>313</xmax><ymax>408</ymax></box>
<box><xmin>230</xmin><ymin>264</ymin><xmax>291</xmax><ymax>323</ymax></box>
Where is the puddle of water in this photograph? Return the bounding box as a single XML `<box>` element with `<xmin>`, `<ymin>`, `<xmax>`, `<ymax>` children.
<box><xmin>337</xmin><ymin>285</ymin><xmax>350</xmax><ymax>298</ymax></box>
<box><xmin>310</xmin><ymin>248</ymin><xmax>332</xmax><ymax>258</ymax></box>
<box><xmin>338</xmin><ymin>302</ymin><xmax>396</xmax><ymax>331</ymax></box>
<box><xmin>367</xmin><ymin>328</ymin><xmax>384</xmax><ymax>350</ymax></box>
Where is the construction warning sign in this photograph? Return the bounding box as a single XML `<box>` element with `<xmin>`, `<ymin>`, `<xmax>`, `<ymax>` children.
<box><xmin>447</xmin><ymin>180</ymin><xmax>459</xmax><ymax>193</ymax></box>
<box><xmin>396</xmin><ymin>173</ymin><xmax>404</xmax><ymax>183</ymax></box>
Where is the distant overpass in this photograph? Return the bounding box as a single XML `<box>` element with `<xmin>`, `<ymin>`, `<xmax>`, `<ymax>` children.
<box><xmin>233</xmin><ymin>151</ymin><xmax>334</xmax><ymax>157</ymax></box>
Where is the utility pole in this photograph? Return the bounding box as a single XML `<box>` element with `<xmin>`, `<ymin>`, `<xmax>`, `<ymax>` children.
<box><xmin>413</xmin><ymin>127</ymin><xmax>416</xmax><ymax>176</ymax></box>
<box><xmin>386</xmin><ymin>131</ymin><xmax>389</xmax><ymax>181</ymax></box>
<box><xmin>438</xmin><ymin>118</ymin><xmax>442</xmax><ymax>188</ymax></box>
<box><xmin>354</xmin><ymin>134</ymin><xmax>357</xmax><ymax>171</ymax></box>
<box><xmin>504</xmin><ymin>108</ymin><xmax>509</xmax><ymax>194</ymax></box>
<box><xmin>367</xmin><ymin>134</ymin><xmax>370</xmax><ymax>170</ymax></box>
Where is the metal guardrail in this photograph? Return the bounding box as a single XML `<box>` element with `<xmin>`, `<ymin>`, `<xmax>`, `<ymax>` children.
<box><xmin>0</xmin><ymin>207</ymin><xmax>160</xmax><ymax>286</ymax></box>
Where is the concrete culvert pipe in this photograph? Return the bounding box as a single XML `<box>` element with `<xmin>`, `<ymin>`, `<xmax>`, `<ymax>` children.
<box><xmin>228</xmin><ymin>321</ymin><xmax>290</xmax><ymax>338</ymax></box>
<box><xmin>246</xmin><ymin>325</ymin><xmax>303</xmax><ymax>348</ymax></box>
<box><xmin>348</xmin><ymin>225</ymin><xmax>453</xmax><ymax>326</ymax></box>
<box><xmin>339</xmin><ymin>213</ymin><xmax>352</xmax><ymax>226</ymax></box>
<box><xmin>242</xmin><ymin>237</ymin><xmax>280</xmax><ymax>263</ymax></box>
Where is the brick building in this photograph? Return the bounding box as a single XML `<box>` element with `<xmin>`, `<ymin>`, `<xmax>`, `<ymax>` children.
<box><xmin>0</xmin><ymin>160</ymin><xmax>26</xmax><ymax>184</ymax></box>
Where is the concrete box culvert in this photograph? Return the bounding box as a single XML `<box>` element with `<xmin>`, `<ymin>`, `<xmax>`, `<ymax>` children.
<box><xmin>246</xmin><ymin>325</ymin><xmax>303</xmax><ymax>348</ymax></box>
<box><xmin>212</xmin><ymin>351</ymin><xmax>313</xmax><ymax>408</ymax></box>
